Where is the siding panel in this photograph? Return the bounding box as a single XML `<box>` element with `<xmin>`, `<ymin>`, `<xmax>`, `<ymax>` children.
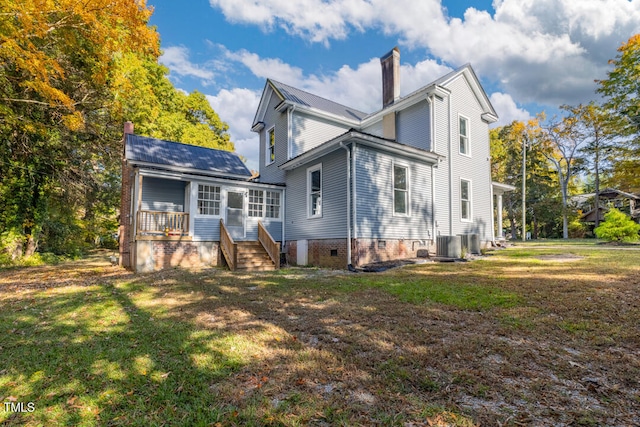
<box><xmin>259</xmin><ymin>93</ymin><xmax>288</xmax><ymax>184</ymax></box>
<box><xmin>355</xmin><ymin>145</ymin><xmax>433</xmax><ymax>240</ymax></box>
<box><xmin>285</xmin><ymin>149</ymin><xmax>348</xmax><ymax>240</ymax></box>
<box><xmin>291</xmin><ymin>112</ymin><xmax>350</xmax><ymax>158</ymax></box>
<box><xmin>141</xmin><ymin>177</ymin><xmax>186</xmax><ymax>212</ymax></box>
<box><xmin>396</xmin><ymin>100</ymin><xmax>430</xmax><ymax>151</ymax></box>
<box><xmin>443</xmin><ymin>75</ymin><xmax>494</xmax><ymax>241</ymax></box>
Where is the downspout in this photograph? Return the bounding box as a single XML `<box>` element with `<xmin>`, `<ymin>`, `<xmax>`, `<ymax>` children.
<box><xmin>339</xmin><ymin>142</ymin><xmax>352</xmax><ymax>269</ymax></box>
<box><xmin>427</xmin><ymin>96</ymin><xmax>436</xmax><ymax>242</ymax></box>
<box><xmin>448</xmin><ymin>93</ymin><xmax>453</xmax><ymax>236</ymax></box>
<box><xmin>352</xmin><ymin>141</ymin><xmax>357</xmax><ymax>242</ymax></box>
<box><xmin>281</xmin><ymin>187</ymin><xmax>286</xmax><ymax>251</ymax></box>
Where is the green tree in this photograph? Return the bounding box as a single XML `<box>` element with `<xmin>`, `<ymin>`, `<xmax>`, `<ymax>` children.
<box><xmin>594</xmin><ymin>207</ymin><xmax>640</xmax><ymax>243</ymax></box>
<box><xmin>0</xmin><ymin>0</ymin><xmax>158</xmax><ymax>257</ymax></box>
<box><xmin>597</xmin><ymin>34</ymin><xmax>640</xmax><ymax>193</ymax></box>
<box><xmin>491</xmin><ymin>118</ymin><xmax>562</xmax><ymax>239</ymax></box>
<box><xmin>109</xmin><ymin>53</ymin><xmax>234</xmax><ymax>151</ymax></box>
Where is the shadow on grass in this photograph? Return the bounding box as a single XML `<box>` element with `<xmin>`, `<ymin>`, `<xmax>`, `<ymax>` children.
<box><xmin>0</xmin><ymin>276</ymin><xmax>247</xmax><ymax>426</ymax></box>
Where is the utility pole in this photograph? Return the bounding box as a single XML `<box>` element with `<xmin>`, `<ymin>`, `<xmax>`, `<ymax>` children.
<box><xmin>522</xmin><ymin>138</ymin><xmax>527</xmax><ymax>242</ymax></box>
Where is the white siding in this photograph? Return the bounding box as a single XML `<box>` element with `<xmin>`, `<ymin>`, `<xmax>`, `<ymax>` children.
<box><xmin>355</xmin><ymin>145</ymin><xmax>433</xmax><ymax>240</ymax></box>
<box><xmin>285</xmin><ymin>149</ymin><xmax>348</xmax><ymax>240</ymax></box>
<box><xmin>291</xmin><ymin>111</ymin><xmax>350</xmax><ymax>158</ymax></box>
<box><xmin>396</xmin><ymin>99</ymin><xmax>431</xmax><ymax>151</ymax></box>
<box><xmin>443</xmin><ymin>75</ymin><xmax>494</xmax><ymax>241</ymax></box>
<box><xmin>362</xmin><ymin>119</ymin><xmax>383</xmax><ymax>138</ymax></box>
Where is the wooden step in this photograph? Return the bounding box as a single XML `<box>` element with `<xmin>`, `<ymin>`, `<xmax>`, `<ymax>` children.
<box><xmin>233</xmin><ymin>240</ymin><xmax>276</xmax><ymax>271</ymax></box>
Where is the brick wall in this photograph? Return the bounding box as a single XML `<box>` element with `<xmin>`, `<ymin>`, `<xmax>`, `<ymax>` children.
<box><xmin>353</xmin><ymin>238</ymin><xmax>433</xmax><ymax>266</ymax></box>
<box><xmin>119</xmin><ymin>127</ymin><xmax>133</xmax><ymax>269</ymax></box>
<box><xmin>285</xmin><ymin>239</ymin><xmax>348</xmax><ymax>269</ymax></box>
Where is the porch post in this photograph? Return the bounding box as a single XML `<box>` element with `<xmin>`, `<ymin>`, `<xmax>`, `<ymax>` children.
<box><xmin>496</xmin><ymin>192</ymin><xmax>504</xmax><ymax>239</ymax></box>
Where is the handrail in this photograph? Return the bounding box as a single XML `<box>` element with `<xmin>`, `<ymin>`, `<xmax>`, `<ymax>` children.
<box><xmin>137</xmin><ymin>210</ymin><xmax>189</xmax><ymax>235</ymax></box>
<box><xmin>220</xmin><ymin>219</ymin><xmax>237</xmax><ymax>271</ymax></box>
<box><xmin>258</xmin><ymin>221</ymin><xmax>280</xmax><ymax>269</ymax></box>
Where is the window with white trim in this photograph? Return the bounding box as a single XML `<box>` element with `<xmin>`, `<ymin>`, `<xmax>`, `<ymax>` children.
<box><xmin>266</xmin><ymin>127</ymin><xmax>275</xmax><ymax>164</ymax></box>
<box><xmin>198</xmin><ymin>185</ymin><xmax>220</xmax><ymax>215</ymax></box>
<box><xmin>265</xmin><ymin>191</ymin><xmax>280</xmax><ymax>218</ymax></box>
<box><xmin>460</xmin><ymin>179</ymin><xmax>471</xmax><ymax>221</ymax></box>
<box><xmin>393</xmin><ymin>164</ymin><xmax>409</xmax><ymax>215</ymax></box>
<box><xmin>307</xmin><ymin>164</ymin><xmax>322</xmax><ymax>218</ymax></box>
<box><xmin>248</xmin><ymin>189</ymin><xmax>263</xmax><ymax>217</ymax></box>
<box><xmin>459</xmin><ymin>115</ymin><xmax>469</xmax><ymax>155</ymax></box>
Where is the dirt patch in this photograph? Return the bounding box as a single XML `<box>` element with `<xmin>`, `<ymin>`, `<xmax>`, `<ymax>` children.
<box><xmin>534</xmin><ymin>253</ymin><xmax>584</xmax><ymax>262</ymax></box>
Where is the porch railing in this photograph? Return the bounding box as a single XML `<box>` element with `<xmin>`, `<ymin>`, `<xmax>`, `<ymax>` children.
<box><xmin>137</xmin><ymin>210</ymin><xmax>189</xmax><ymax>235</ymax></box>
<box><xmin>220</xmin><ymin>219</ymin><xmax>237</xmax><ymax>271</ymax></box>
<box><xmin>258</xmin><ymin>221</ymin><xmax>280</xmax><ymax>269</ymax></box>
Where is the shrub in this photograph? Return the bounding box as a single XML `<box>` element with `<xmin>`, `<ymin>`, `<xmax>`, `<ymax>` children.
<box><xmin>594</xmin><ymin>208</ymin><xmax>640</xmax><ymax>243</ymax></box>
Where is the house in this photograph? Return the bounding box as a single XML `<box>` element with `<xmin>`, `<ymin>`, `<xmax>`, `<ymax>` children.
<box><xmin>119</xmin><ymin>47</ymin><xmax>510</xmax><ymax>272</ymax></box>
<box><xmin>578</xmin><ymin>188</ymin><xmax>640</xmax><ymax>227</ymax></box>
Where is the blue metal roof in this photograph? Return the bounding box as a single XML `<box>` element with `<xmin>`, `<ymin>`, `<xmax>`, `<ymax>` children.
<box><xmin>269</xmin><ymin>80</ymin><xmax>368</xmax><ymax>121</ymax></box>
<box><xmin>125</xmin><ymin>134</ymin><xmax>252</xmax><ymax>178</ymax></box>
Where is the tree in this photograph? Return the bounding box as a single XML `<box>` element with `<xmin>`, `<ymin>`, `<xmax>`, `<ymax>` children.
<box><xmin>109</xmin><ymin>53</ymin><xmax>234</xmax><ymax>151</ymax></box>
<box><xmin>594</xmin><ymin>208</ymin><xmax>640</xmax><ymax>243</ymax></box>
<box><xmin>0</xmin><ymin>0</ymin><xmax>158</xmax><ymax>257</ymax></box>
<box><xmin>539</xmin><ymin>109</ymin><xmax>587</xmax><ymax>239</ymax></box>
<box><xmin>569</xmin><ymin>103</ymin><xmax>617</xmax><ymax>228</ymax></box>
<box><xmin>597</xmin><ymin>34</ymin><xmax>640</xmax><ymax>193</ymax></box>
<box><xmin>491</xmin><ymin>118</ymin><xmax>561</xmax><ymax>239</ymax></box>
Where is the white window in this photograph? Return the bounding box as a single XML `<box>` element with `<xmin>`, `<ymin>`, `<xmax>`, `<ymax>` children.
<box><xmin>459</xmin><ymin>115</ymin><xmax>469</xmax><ymax>155</ymax></box>
<box><xmin>198</xmin><ymin>185</ymin><xmax>220</xmax><ymax>216</ymax></box>
<box><xmin>393</xmin><ymin>164</ymin><xmax>409</xmax><ymax>215</ymax></box>
<box><xmin>265</xmin><ymin>191</ymin><xmax>280</xmax><ymax>218</ymax></box>
<box><xmin>266</xmin><ymin>127</ymin><xmax>275</xmax><ymax>164</ymax></box>
<box><xmin>460</xmin><ymin>179</ymin><xmax>471</xmax><ymax>221</ymax></box>
<box><xmin>307</xmin><ymin>164</ymin><xmax>322</xmax><ymax>218</ymax></box>
<box><xmin>248</xmin><ymin>189</ymin><xmax>263</xmax><ymax>217</ymax></box>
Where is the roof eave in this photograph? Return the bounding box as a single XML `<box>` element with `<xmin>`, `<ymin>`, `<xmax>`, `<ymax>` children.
<box><xmin>279</xmin><ymin>131</ymin><xmax>443</xmax><ymax>171</ymax></box>
<box><xmin>128</xmin><ymin>160</ymin><xmax>253</xmax><ymax>181</ymax></box>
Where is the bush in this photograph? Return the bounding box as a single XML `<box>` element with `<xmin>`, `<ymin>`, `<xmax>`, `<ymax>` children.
<box><xmin>594</xmin><ymin>208</ymin><xmax>640</xmax><ymax>243</ymax></box>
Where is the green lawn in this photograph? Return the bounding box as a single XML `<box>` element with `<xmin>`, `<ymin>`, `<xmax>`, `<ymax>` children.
<box><xmin>1</xmin><ymin>242</ymin><xmax>639</xmax><ymax>426</ymax></box>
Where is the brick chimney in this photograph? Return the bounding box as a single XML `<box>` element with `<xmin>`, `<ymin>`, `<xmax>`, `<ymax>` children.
<box><xmin>380</xmin><ymin>47</ymin><xmax>400</xmax><ymax>140</ymax></box>
<box><xmin>119</xmin><ymin>121</ymin><xmax>134</xmax><ymax>269</ymax></box>
<box><xmin>380</xmin><ymin>47</ymin><xmax>400</xmax><ymax>108</ymax></box>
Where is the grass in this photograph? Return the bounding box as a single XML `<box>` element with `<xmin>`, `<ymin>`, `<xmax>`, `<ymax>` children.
<box><xmin>1</xmin><ymin>243</ymin><xmax>639</xmax><ymax>426</ymax></box>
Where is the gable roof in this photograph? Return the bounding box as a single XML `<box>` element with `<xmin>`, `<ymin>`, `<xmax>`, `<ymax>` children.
<box><xmin>252</xmin><ymin>79</ymin><xmax>368</xmax><ymax>129</ymax></box>
<box><xmin>125</xmin><ymin>134</ymin><xmax>252</xmax><ymax>178</ymax></box>
<box><xmin>252</xmin><ymin>64</ymin><xmax>498</xmax><ymax>131</ymax></box>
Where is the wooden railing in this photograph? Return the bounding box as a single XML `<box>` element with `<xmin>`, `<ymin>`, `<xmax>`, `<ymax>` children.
<box><xmin>137</xmin><ymin>210</ymin><xmax>189</xmax><ymax>235</ymax></box>
<box><xmin>258</xmin><ymin>221</ymin><xmax>281</xmax><ymax>269</ymax></box>
<box><xmin>220</xmin><ymin>219</ymin><xmax>237</xmax><ymax>271</ymax></box>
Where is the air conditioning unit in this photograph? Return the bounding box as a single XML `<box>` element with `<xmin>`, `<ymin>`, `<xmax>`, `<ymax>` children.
<box><xmin>436</xmin><ymin>235</ymin><xmax>461</xmax><ymax>258</ymax></box>
<box><xmin>459</xmin><ymin>234</ymin><xmax>481</xmax><ymax>255</ymax></box>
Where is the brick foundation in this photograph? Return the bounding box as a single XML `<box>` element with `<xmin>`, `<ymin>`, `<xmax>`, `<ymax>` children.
<box><xmin>134</xmin><ymin>240</ymin><xmax>220</xmax><ymax>272</ymax></box>
<box><xmin>285</xmin><ymin>239</ymin><xmax>349</xmax><ymax>269</ymax></box>
<box><xmin>353</xmin><ymin>238</ymin><xmax>433</xmax><ymax>266</ymax></box>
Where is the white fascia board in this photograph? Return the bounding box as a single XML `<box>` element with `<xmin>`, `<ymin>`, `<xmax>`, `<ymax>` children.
<box><xmin>138</xmin><ymin>167</ymin><xmax>285</xmax><ymax>189</ymax></box>
<box><xmin>278</xmin><ymin>100</ymin><xmax>361</xmax><ymax>128</ymax></box>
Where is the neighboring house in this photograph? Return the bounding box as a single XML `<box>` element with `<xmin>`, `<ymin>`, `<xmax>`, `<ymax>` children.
<box><xmin>120</xmin><ymin>47</ymin><xmax>510</xmax><ymax>272</ymax></box>
<box><xmin>577</xmin><ymin>188</ymin><xmax>640</xmax><ymax>226</ymax></box>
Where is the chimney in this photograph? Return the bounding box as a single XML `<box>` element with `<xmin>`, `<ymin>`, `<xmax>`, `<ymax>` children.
<box><xmin>380</xmin><ymin>47</ymin><xmax>400</xmax><ymax>108</ymax></box>
<box><xmin>124</xmin><ymin>121</ymin><xmax>134</xmax><ymax>135</ymax></box>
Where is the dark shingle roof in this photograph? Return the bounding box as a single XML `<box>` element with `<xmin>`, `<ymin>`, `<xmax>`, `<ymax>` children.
<box><xmin>269</xmin><ymin>80</ymin><xmax>368</xmax><ymax>121</ymax></box>
<box><xmin>125</xmin><ymin>134</ymin><xmax>251</xmax><ymax>177</ymax></box>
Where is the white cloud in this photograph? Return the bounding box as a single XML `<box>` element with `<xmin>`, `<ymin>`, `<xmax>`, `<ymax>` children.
<box><xmin>206</xmin><ymin>88</ymin><xmax>262</xmax><ymax>171</ymax></box>
<box><xmin>209</xmin><ymin>0</ymin><xmax>640</xmax><ymax>107</ymax></box>
<box><xmin>489</xmin><ymin>92</ymin><xmax>532</xmax><ymax>127</ymax></box>
<box><xmin>159</xmin><ymin>46</ymin><xmax>216</xmax><ymax>82</ymax></box>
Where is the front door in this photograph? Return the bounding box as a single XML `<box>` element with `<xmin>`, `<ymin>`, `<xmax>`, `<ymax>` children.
<box><xmin>226</xmin><ymin>190</ymin><xmax>245</xmax><ymax>240</ymax></box>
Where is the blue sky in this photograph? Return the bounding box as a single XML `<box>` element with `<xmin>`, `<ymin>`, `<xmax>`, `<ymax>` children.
<box><xmin>147</xmin><ymin>0</ymin><xmax>640</xmax><ymax>171</ymax></box>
